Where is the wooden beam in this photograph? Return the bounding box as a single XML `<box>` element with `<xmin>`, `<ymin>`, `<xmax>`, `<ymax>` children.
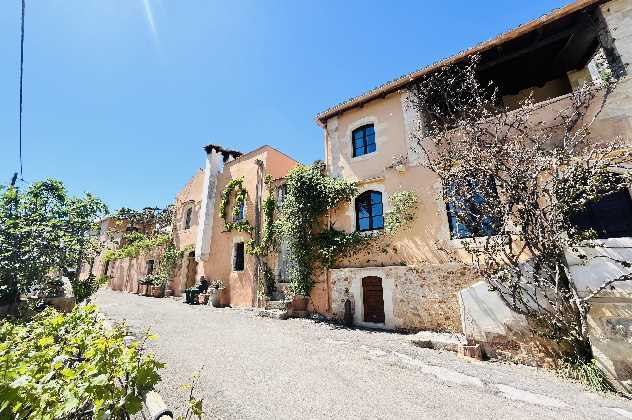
<box><xmin>479</xmin><ymin>27</ymin><xmax>575</xmax><ymax>70</ymax></box>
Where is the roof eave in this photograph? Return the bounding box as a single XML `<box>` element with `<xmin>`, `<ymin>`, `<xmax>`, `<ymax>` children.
<box><xmin>315</xmin><ymin>0</ymin><xmax>605</xmax><ymax>126</ymax></box>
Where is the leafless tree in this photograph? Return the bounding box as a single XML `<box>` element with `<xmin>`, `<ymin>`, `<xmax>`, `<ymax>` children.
<box><xmin>407</xmin><ymin>55</ymin><xmax>632</xmax><ymax>360</ymax></box>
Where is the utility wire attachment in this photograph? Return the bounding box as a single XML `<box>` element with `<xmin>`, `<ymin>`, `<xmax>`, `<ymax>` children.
<box><xmin>18</xmin><ymin>0</ymin><xmax>25</xmax><ymax>180</ymax></box>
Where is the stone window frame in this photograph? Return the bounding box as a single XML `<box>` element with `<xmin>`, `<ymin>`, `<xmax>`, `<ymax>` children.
<box><xmin>231</xmin><ymin>237</ymin><xmax>247</xmax><ymax>272</ymax></box>
<box><xmin>181</xmin><ymin>201</ymin><xmax>196</xmax><ymax>231</ymax></box>
<box><xmin>347</xmin><ymin>117</ymin><xmax>380</xmax><ymax>162</ymax></box>
<box><xmin>350</xmin><ymin>181</ymin><xmax>388</xmax><ymax>236</ymax></box>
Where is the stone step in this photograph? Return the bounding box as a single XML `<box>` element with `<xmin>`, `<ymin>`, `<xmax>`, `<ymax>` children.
<box><xmin>406</xmin><ymin>331</ymin><xmax>467</xmax><ymax>352</ymax></box>
<box><xmin>257</xmin><ymin>309</ymin><xmax>289</xmax><ymax>320</ymax></box>
<box><xmin>266</xmin><ymin>300</ymin><xmax>288</xmax><ymax>311</ymax></box>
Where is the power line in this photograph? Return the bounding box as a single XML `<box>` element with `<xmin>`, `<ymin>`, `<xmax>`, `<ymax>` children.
<box><xmin>18</xmin><ymin>0</ymin><xmax>25</xmax><ymax>180</ymax></box>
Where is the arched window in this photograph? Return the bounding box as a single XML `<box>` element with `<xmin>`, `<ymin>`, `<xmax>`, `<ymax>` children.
<box><xmin>352</xmin><ymin>124</ymin><xmax>376</xmax><ymax>157</ymax></box>
<box><xmin>356</xmin><ymin>191</ymin><xmax>384</xmax><ymax>232</ymax></box>
<box><xmin>184</xmin><ymin>207</ymin><xmax>193</xmax><ymax>230</ymax></box>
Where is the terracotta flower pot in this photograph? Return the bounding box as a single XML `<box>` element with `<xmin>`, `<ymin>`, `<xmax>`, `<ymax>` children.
<box><xmin>197</xmin><ymin>293</ymin><xmax>210</xmax><ymax>305</ymax></box>
<box><xmin>150</xmin><ymin>286</ymin><xmax>163</xmax><ymax>298</ymax></box>
<box><xmin>138</xmin><ymin>284</ymin><xmax>147</xmax><ymax>295</ymax></box>
<box><xmin>292</xmin><ymin>295</ymin><xmax>308</xmax><ymax>311</ymax></box>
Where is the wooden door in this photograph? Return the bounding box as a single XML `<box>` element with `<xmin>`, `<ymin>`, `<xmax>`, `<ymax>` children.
<box><xmin>185</xmin><ymin>254</ymin><xmax>196</xmax><ymax>289</ymax></box>
<box><xmin>362</xmin><ymin>276</ymin><xmax>385</xmax><ymax>324</ymax></box>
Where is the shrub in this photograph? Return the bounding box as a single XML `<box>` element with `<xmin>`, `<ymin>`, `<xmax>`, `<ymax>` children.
<box><xmin>72</xmin><ymin>274</ymin><xmax>109</xmax><ymax>303</ymax></box>
<box><xmin>0</xmin><ymin>305</ymin><xmax>163</xmax><ymax>419</ymax></box>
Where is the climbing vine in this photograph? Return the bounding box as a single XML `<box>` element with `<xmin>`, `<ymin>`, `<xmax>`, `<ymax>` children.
<box><xmin>384</xmin><ymin>191</ymin><xmax>418</xmax><ymax>234</ymax></box>
<box><xmin>102</xmin><ymin>233</ymin><xmax>171</xmax><ymax>262</ymax></box>
<box><xmin>219</xmin><ymin>177</ymin><xmax>253</xmax><ymax>233</ymax></box>
<box><xmin>247</xmin><ymin>175</ymin><xmax>277</xmax><ymax>257</ymax></box>
<box><xmin>278</xmin><ymin>161</ymin><xmax>363</xmax><ymax>296</ymax></box>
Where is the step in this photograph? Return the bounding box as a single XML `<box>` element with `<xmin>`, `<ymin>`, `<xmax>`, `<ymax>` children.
<box><xmin>265</xmin><ymin>300</ymin><xmax>288</xmax><ymax>311</ymax></box>
<box><xmin>406</xmin><ymin>331</ymin><xmax>467</xmax><ymax>352</ymax></box>
<box><xmin>257</xmin><ymin>309</ymin><xmax>289</xmax><ymax>320</ymax></box>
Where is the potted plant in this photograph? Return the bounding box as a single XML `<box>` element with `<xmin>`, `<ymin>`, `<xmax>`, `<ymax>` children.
<box><xmin>137</xmin><ymin>277</ymin><xmax>149</xmax><ymax>295</ymax></box>
<box><xmin>144</xmin><ymin>274</ymin><xmax>165</xmax><ymax>298</ymax></box>
<box><xmin>208</xmin><ymin>279</ymin><xmax>225</xmax><ymax>307</ymax></box>
<box><xmin>197</xmin><ymin>292</ymin><xmax>210</xmax><ymax>305</ymax></box>
<box><xmin>286</xmin><ymin>285</ymin><xmax>308</xmax><ymax>312</ymax></box>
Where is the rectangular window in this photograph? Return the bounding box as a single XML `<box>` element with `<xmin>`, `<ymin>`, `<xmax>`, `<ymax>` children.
<box><xmin>146</xmin><ymin>260</ymin><xmax>155</xmax><ymax>275</ymax></box>
<box><xmin>233</xmin><ymin>242</ymin><xmax>245</xmax><ymax>271</ymax></box>
<box><xmin>571</xmin><ymin>188</ymin><xmax>632</xmax><ymax>238</ymax></box>
<box><xmin>277</xmin><ymin>184</ymin><xmax>287</xmax><ymax>209</ymax></box>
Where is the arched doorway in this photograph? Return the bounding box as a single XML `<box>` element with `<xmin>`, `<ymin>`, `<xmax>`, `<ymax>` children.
<box><xmin>362</xmin><ymin>276</ymin><xmax>385</xmax><ymax>324</ymax></box>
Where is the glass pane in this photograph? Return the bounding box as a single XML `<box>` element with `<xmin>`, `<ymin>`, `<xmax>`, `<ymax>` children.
<box><xmin>372</xmin><ymin>203</ymin><xmax>383</xmax><ymax>216</ymax></box>
<box><xmin>354</xmin><ymin>147</ymin><xmax>365</xmax><ymax>157</ymax></box>
<box><xmin>353</xmin><ymin>129</ymin><xmax>364</xmax><ymax>140</ymax></box>
<box><xmin>366</xmin><ymin>133</ymin><xmax>375</xmax><ymax>144</ymax></box>
<box><xmin>358</xmin><ymin>217</ymin><xmax>370</xmax><ymax>231</ymax></box>
<box><xmin>371</xmin><ymin>192</ymin><xmax>382</xmax><ymax>204</ymax></box>
<box><xmin>367</xmin><ymin>142</ymin><xmax>376</xmax><ymax>153</ymax></box>
<box><xmin>365</xmin><ymin>125</ymin><xmax>375</xmax><ymax>136</ymax></box>
<box><xmin>353</xmin><ymin>138</ymin><xmax>364</xmax><ymax>148</ymax></box>
<box><xmin>358</xmin><ymin>203</ymin><xmax>370</xmax><ymax>218</ymax></box>
<box><xmin>372</xmin><ymin>215</ymin><xmax>384</xmax><ymax>229</ymax></box>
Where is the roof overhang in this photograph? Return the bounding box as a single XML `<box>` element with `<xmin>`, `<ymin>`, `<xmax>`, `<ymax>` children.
<box><xmin>315</xmin><ymin>0</ymin><xmax>606</xmax><ymax>127</ymax></box>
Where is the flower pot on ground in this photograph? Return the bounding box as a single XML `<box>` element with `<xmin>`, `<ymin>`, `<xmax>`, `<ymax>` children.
<box><xmin>292</xmin><ymin>295</ymin><xmax>308</xmax><ymax>311</ymax></box>
<box><xmin>197</xmin><ymin>293</ymin><xmax>210</xmax><ymax>305</ymax></box>
<box><xmin>208</xmin><ymin>280</ymin><xmax>225</xmax><ymax>308</ymax></box>
<box><xmin>144</xmin><ymin>274</ymin><xmax>166</xmax><ymax>298</ymax></box>
<box><xmin>209</xmin><ymin>289</ymin><xmax>223</xmax><ymax>307</ymax></box>
<box><xmin>150</xmin><ymin>286</ymin><xmax>162</xmax><ymax>298</ymax></box>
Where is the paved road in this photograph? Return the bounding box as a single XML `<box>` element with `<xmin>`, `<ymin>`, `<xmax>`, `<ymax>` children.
<box><xmin>94</xmin><ymin>289</ymin><xmax>632</xmax><ymax>419</ymax></box>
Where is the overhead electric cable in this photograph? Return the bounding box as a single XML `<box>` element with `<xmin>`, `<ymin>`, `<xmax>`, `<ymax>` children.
<box><xmin>18</xmin><ymin>0</ymin><xmax>25</xmax><ymax>179</ymax></box>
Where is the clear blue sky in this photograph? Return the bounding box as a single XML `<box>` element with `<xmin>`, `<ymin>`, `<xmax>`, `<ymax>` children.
<box><xmin>0</xmin><ymin>0</ymin><xmax>568</xmax><ymax>211</ymax></box>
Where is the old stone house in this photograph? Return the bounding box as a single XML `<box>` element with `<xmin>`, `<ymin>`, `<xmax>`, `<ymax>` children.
<box><xmin>95</xmin><ymin>0</ymin><xmax>632</xmax><ymax>389</ymax></box>
<box><xmin>311</xmin><ymin>0</ymin><xmax>632</xmax><ymax>387</ymax></box>
<box><xmin>101</xmin><ymin>144</ymin><xmax>298</xmax><ymax>306</ymax></box>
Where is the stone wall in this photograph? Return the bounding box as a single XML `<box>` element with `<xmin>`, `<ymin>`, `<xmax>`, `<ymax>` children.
<box><xmin>329</xmin><ymin>264</ymin><xmax>477</xmax><ymax>332</ymax></box>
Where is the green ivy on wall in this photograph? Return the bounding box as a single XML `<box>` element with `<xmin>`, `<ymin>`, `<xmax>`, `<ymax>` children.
<box><xmin>102</xmin><ymin>233</ymin><xmax>171</xmax><ymax>262</ymax></box>
<box><xmin>247</xmin><ymin>175</ymin><xmax>277</xmax><ymax>257</ymax></box>
<box><xmin>277</xmin><ymin>161</ymin><xmax>363</xmax><ymax>297</ymax></box>
<box><xmin>384</xmin><ymin>191</ymin><xmax>419</xmax><ymax>234</ymax></box>
<box><xmin>219</xmin><ymin>177</ymin><xmax>253</xmax><ymax>233</ymax></box>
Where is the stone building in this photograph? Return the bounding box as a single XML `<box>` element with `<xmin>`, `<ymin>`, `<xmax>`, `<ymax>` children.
<box><xmin>311</xmin><ymin>0</ymin><xmax>632</xmax><ymax>388</ymax></box>
<box><xmin>101</xmin><ymin>144</ymin><xmax>298</xmax><ymax>306</ymax></box>
<box><xmin>95</xmin><ymin>0</ymin><xmax>632</xmax><ymax>389</ymax></box>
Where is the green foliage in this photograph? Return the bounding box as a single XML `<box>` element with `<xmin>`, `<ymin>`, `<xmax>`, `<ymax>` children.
<box><xmin>384</xmin><ymin>191</ymin><xmax>419</xmax><ymax>234</ymax></box>
<box><xmin>176</xmin><ymin>371</ymin><xmax>205</xmax><ymax>420</ymax></box>
<box><xmin>278</xmin><ymin>161</ymin><xmax>360</xmax><ymax>296</ymax></box>
<box><xmin>219</xmin><ymin>177</ymin><xmax>253</xmax><ymax>233</ymax></box>
<box><xmin>102</xmin><ymin>233</ymin><xmax>171</xmax><ymax>262</ymax></box>
<box><xmin>247</xmin><ymin>175</ymin><xmax>278</xmax><ymax>257</ymax></box>
<box><xmin>142</xmin><ymin>274</ymin><xmax>167</xmax><ymax>287</ymax></box>
<box><xmin>158</xmin><ymin>240</ymin><xmax>180</xmax><ymax>281</ymax></box>
<box><xmin>257</xmin><ymin>263</ymin><xmax>276</xmax><ymax>299</ymax></box>
<box><xmin>557</xmin><ymin>359</ymin><xmax>616</xmax><ymax>393</ymax></box>
<box><xmin>73</xmin><ymin>274</ymin><xmax>110</xmax><ymax>303</ymax></box>
<box><xmin>112</xmin><ymin>206</ymin><xmax>172</xmax><ymax>234</ymax></box>
<box><xmin>0</xmin><ymin>179</ymin><xmax>107</xmax><ymax>305</ymax></box>
<box><xmin>0</xmin><ymin>305</ymin><xmax>163</xmax><ymax>419</ymax></box>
